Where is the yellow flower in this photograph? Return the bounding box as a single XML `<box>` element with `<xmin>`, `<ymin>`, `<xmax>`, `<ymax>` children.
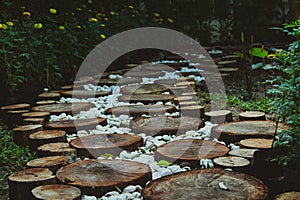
<box><xmin>110</xmin><ymin>11</ymin><xmax>115</xmax><ymax>15</ymax></box>
<box><xmin>2</xmin><ymin>24</ymin><xmax>8</xmax><ymax>29</ymax></box>
<box><xmin>154</xmin><ymin>13</ymin><xmax>160</xmax><ymax>17</ymax></box>
<box><xmin>275</xmin><ymin>49</ymin><xmax>283</xmax><ymax>54</ymax></box>
<box><xmin>167</xmin><ymin>18</ymin><xmax>174</xmax><ymax>23</ymax></box>
<box><xmin>34</xmin><ymin>23</ymin><xmax>43</xmax><ymax>29</ymax></box>
<box><xmin>76</xmin><ymin>8</ymin><xmax>82</xmax><ymax>11</ymax></box>
<box><xmin>23</xmin><ymin>11</ymin><xmax>31</xmax><ymax>17</ymax></box>
<box><xmin>100</xmin><ymin>23</ymin><xmax>105</xmax><ymax>27</ymax></box>
<box><xmin>100</xmin><ymin>34</ymin><xmax>106</xmax><ymax>39</ymax></box>
<box><xmin>49</xmin><ymin>8</ymin><xmax>57</xmax><ymax>14</ymax></box>
<box><xmin>6</xmin><ymin>21</ymin><xmax>14</xmax><ymax>27</ymax></box>
<box><xmin>267</xmin><ymin>54</ymin><xmax>276</xmax><ymax>59</ymax></box>
<box><xmin>128</xmin><ymin>5</ymin><xmax>134</xmax><ymax>9</ymax></box>
<box><xmin>104</xmin><ymin>17</ymin><xmax>108</xmax><ymax>21</ymax></box>
<box><xmin>59</xmin><ymin>25</ymin><xmax>65</xmax><ymax>30</ymax></box>
<box><xmin>76</xmin><ymin>25</ymin><xmax>82</xmax><ymax>29</ymax></box>
<box><xmin>90</xmin><ymin>17</ymin><xmax>98</xmax><ymax>22</ymax></box>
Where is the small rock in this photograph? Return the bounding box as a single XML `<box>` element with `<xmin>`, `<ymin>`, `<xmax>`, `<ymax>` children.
<box><xmin>123</xmin><ymin>185</ymin><xmax>136</xmax><ymax>193</ymax></box>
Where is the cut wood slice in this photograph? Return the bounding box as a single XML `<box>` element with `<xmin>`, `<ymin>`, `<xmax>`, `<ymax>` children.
<box><xmin>32</xmin><ymin>103</ymin><xmax>94</xmax><ymax>115</ymax></box>
<box><xmin>1</xmin><ymin>103</ymin><xmax>30</xmax><ymax>111</ymax></box>
<box><xmin>61</xmin><ymin>90</ymin><xmax>111</xmax><ymax>98</ymax></box>
<box><xmin>5</xmin><ymin>110</ymin><xmax>29</xmax><ymax>128</ymax></box>
<box><xmin>119</xmin><ymin>94</ymin><xmax>175</xmax><ymax>104</ymax></box>
<box><xmin>123</xmin><ymin>70</ymin><xmax>165</xmax><ymax>78</ymax></box>
<box><xmin>37</xmin><ymin>143</ymin><xmax>76</xmax><ymax>161</ymax></box>
<box><xmin>239</xmin><ymin>111</ymin><xmax>266</xmax><ymax>121</ymax></box>
<box><xmin>22</xmin><ymin>111</ymin><xmax>50</xmax><ymax>121</ymax></box>
<box><xmin>180</xmin><ymin>105</ymin><xmax>205</xmax><ymax>118</ymax></box>
<box><xmin>142</xmin><ymin>168</ymin><xmax>268</xmax><ymax>200</ymax></box>
<box><xmin>154</xmin><ymin>79</ymin><xmax>177</xmax><ymax>86</ymax></box>
<box><xmin>32</xmin><ymin>184</ymin><xmax>81</xmax><ymax>200</ymax></box>
<box><xmin>23</xmin><ymin>118</ymin><xmax>45</xmax><ymax>125</ymax></box>
<box><xmin>29</xmin><ymin>130</ymin><xmax>66</xmax><ymax>151</ymax></box>
<box><xmin>105</xmin><ymin>105</ymin><xmax>177</xmax><ymax>118</ymax></box>
<box><xmin>213</xmin><ymin>156</ymin><xmax>251</xmax><ymax>169</ymax></box>
<box><xmin>120</xmin><ymin>84</ymin><xmax>169</xmax><ymax>95</ymax></box>
<box><xmin>35</xmin><ymin>100</ymin><xmax>56</xmax><ymax>105</ymax></box>
<box><xmin>38</xmin><ymin>92</ymin><xmax>60</xmax><ymax>100</ymax></box>
<box><xmin>13</xmin><ymin>124</ymin><xmax>43</xmax><ymax>147</ymax></box>
<box><xmin>228</xmin><ymin>148</ymin><xmax>259</xmax><ymax>159</ymax></box>
<box><xmin>60</xmin><ymin>84</ymin><xmax>82</xmax><ymax>90</ymax></box>
<box><xmin>178</xmin><ymin>101</ymin><xmax>199</xmax><ymax>107</ymax></box>
<box><xmin>217</xmin><ymin>60</ymin><xmax>237</xmax><ymax>65</ymax></box>
<box><xmin>155</xmin><ymin>139</ymin><xmax>229</xmax><ymax>168</ymax></box>
<box><xmin>204</xmin><ymin>110</ymin><xmax>233</xmax><ymax>123</ymax></box>
<box><xmin>239</xmin><ymin>138</ymin><xmax>273</xmax><ymax>149</ymax></box>
<box><xmin>8</xmin><ymin>168</ymin><xmax>56</xmax><ymax>200</ymax></box>
<box><xmin>74</xmin><ymin>76</ymin><xmax>94</xmax><ymax>84</ymax></box>
<box><xmin>130</xmin><ymin>116</ymin><xmax>204</xmax><ymax>136</ymax></box>
<box><xmin>56</xmin><ymin>159</ymin><xmax>152</xmax><ymax>197</ymax></box>
<box><xmin>45</xmin><ymin>118</ymin><xmax>107</xmax><ymax>134</ymax></box>
<box><xmin>70</xmin><ymin>134</ymin><xmax>143</xmax><ymax>158</ymax></box>
<box><xmin>218</xmin><ymin>67</ymin><xmax>239</xmax><ymax>73</ymax></box>
<box><xmin>95</xmin><ymin>77</ymin><xmax>142</xmax><ymax>86</ymax></box>
<box><xmin>27</xmin><ymin>156</ymin><xmax>69</xmax><ymax>173</ymax></box>
<box><xmin>211</xmin><ymin>121</ymin><xmax>288</xmax><ymax>144</ymax></box>
<box><xmin>275</xmin><ymin>191</ymin><xmax>300</xmax><ymax>200</ymax></box>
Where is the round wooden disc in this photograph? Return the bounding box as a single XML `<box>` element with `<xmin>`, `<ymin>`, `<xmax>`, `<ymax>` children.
<box><xmin>13</xmin><ymin>124</ymin><xmax>43</xmax><ymax>146</ymax></box>
<box><xmin>142</xmin><ymin>168</ymin><xmax>268</xmax><ymax>200</ymax></box>
<box><xmin>1</xmin><ymin>103</ymin><xmax>30</xmax><ymax>111</ymax></box>
<box><xmin>32</xmin><ymin>103</ymin><xmax>94</xmax><ymax>115</ymax></box>
<box><xmin>123</xmin><ymin>70</ymin><xmax>164</xmax><ymax>78</ymax></box>
<box><xmin>105</xmin><ymin>105</ymin><xmax>177</xmax><ymax>117</ymax></box>
<box><xmin>35</xmin><ymin>100</ymin><xmax>56</xmax><ymax>105</ymax></box>
<box><xmin>211</xmin><ymin>120</ymin><xmax>289</xmax><ymax>143</ymax></box>
<box><xmin>239</xmin><ymin>111</ymin><xmax>266</xmax><ymax>121</ymax></box>
<box><xmin>217</xmin><ymin>60</ymin><xmax>237</xmax><ymax>65</ymax></box>
<box><xmin>218</xmin><ymin>68</ymin><xmax>239</xmax><ymax>72</ymax></box>
<box><xmin>228</xmin><ymin>149</ymin><xmax>259</xmax><ymax>159</ymax></box>
<box><xmin>7</xmin><ymin>109</ymin><xmax>29</xmax><ymax>114</ymax></box>
<box><xmin>22</xmin><ymin>111</ymin><xmax>50</xmax><ymax>118</ymax></box>
<box><xmin>131</xmin><ymin>116</ymin><xmax>204</xmax><ymax>136</ymax></box>
<box><xmin>61</xmin><ymin>90</ymin><xmax>111</xmax><ymax>98</ymax></box>
<box><xmin>23</xmin><ymin>118</ymin><xmax>45</xmax><ymax>125</ymax></box>
<box><xmin>119</xmin><ymin>94</ymin><xmax>175</xmax><ymax>104</ymax></box>
<box><xmin>240</xmin><ymin>138</ymin><xmax>273</xmax><ymax>149</ymax></box>
<box><xmin>37</xmin><ymin>143</ymin><xmax>76</xmax><ymax>159</ymax></box>
<box><xmin>30</xmin><ymin>130</ymin><xmax>66</xmax><ymax>140</ymax></box>
<box><xmin>204</xmin><ymin>110</ymin><xmax>233</xmax><ymax>123</ymax></box>
<box><xmin>56</xmin><ymin>159</ymin><xmax>152</xmax><ymax>197</ymax></box>
<box><xmin>46</xmin><ymin>118</ymin><xmax>107</xmax><ymax>134</ymax></box>
<box><xmin>9</xmin><ymin>168</ymin><xmax>55</xmax><ymax>183</ymax></box>
<box><xmin>38</xmin><ymin>92</ymin><xmax>60</xmax><ymax>100</ymax></box>
<box><xmin>70</xmin><ymin>134</ymin><xmax>143</xmax><ymax>158</ymax></box>
<box><xmin>180</xmin><ymin>105</ymin><xmax>205</xmax><ymax>118</ymax></box>
<box><xmin>27</xmin><ymin>156</ymin><xmax>68</xmax><ymax>170</ymax></box>
<box><xmin>120</xmin><ymin>84</ymin><xmax>169</xmax><ymax>95</ymax></box>
<box><xmin>213</xmin><ymin>156</ymin><xmax>251</xmax><ymax>168</ymax></box>
<box><xmin>174</xmin><ymin>96</ymin><xmax>195</xmax><ymax>102</ymax></box>
<box><xmin>155</xmin><ymin>139</ymin><xmax>229</xmax><ymax>167</ymax></box>
<box><xmin>32</xmin><ymin>184</ymin><xmax>81</xmax><ymax>200</ymax></box>
<box><xmin>275</xmin><ymin>191</ymin><xmax>300</xmax><ymax>200</ymax></box>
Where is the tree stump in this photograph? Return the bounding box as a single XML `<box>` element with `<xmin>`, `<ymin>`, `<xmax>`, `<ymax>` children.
<box><xmin>8</xmin><ymin>168</ymin><xmax>56</xmax><ymax>200</ymax></box>
<box><xmin>155</xmin><ymin>139</ymin><xmax>229</xmax><ymax>168</ymax></box>
<box><xmin>37</xmin><ymin>143</ymin><xmax>77</xmax><ymax>162</ymax></box>
<box><xmin>275</xmin><ymin>191</ymin><xmax>300</xmax><ymax>200</ymax></box>
<box><xmin>154</xmin><ymin>79</ymin><xmax>177</xmax><ymax>86</ymax></box>
<box><xmin>228</xmin><ymin>149</ymin><xmax>259</xmax><ymax>159</ymax></box>
<box><xmin>1</xmin><ymin>103</ymin><xmax>30</xmax><ymax>111</ymax></box>
<box><xmin>27</xmin><ymin>156</ymin><xmax>69</xmax><ymax>173</ymax></box>
<box><xmin>239</xmin><ymin>138</ymin><xmax>273</xmax><ymax>149</ymax></box>
<box><xmin>213</xmin><ymin>156</ymin><xmax>251</xmax><ymax>173</ymax></box>
<box><xmin>13</xmin><ymin>124</ymin><xmax>43</xmax><ymax>147</ymax></box>
<box><xmin>142</xmin><ymin>168</ymin><xmax>268</xmax><ymax>200</ymax></box>
<box><xmin>239</xmin><ymin>111</ymin><xmax>266</xmax><ymax>121</ymax></box>
<box><xmin>204</xmin><ymin>110</ymin><xmax>233</xmax><ymax>123</ymax></box>
<box><xmin>70</xmin><ymin>134</ymin><xmax>143</xmax><ymax>158</ymax></box>
<box><xmin>174</xmin><ymin>96</ymin><xmax>196</xmax><ymax>102</ymax></box>
<box><xmin>32</xmin><ymin>103</ymin><xmax>94</xmax><ymax>115</ymax></box>
<box><xmin>23</xmin><ymin>118</ymin><xmax>45</xmax><ymax>125</ymax></box>
<box><xmin>60</xmin><ymin>90</ymin><xmax>111</xmax><ymax>98</ymax></box>
<box><xmin>35</xmin><ymin>100</ymin><xmax>56</xmax><ymax>105</ymax></box>
<box><xmin>120</xmin><ymin>84</ymin><xmax>169</xmax><ymax>95</ymax></box>
<box><xmin>118</xmin><ymin>94</ymin><xmax>175</xmax><ymax>104</ymax></box>
<box><xmin>131</xmin><ymin>116</ymin><xmax>204</xmax><ymax>136</ymax></box>
<box><xmin>211</xmin><ymin>121</ymin><xmax>288</xmax><ymax>144</ymax></box>
<box><xmin>56</xmin><ymin>159</ymin><xmax>152</xmax><ymax>197</ymax></box>
<box><xmin>38</xmin><ymin>92</ymin><xmax>61</xmax><ymax>101</ymax></box>
<box><xmin>45</xmin><ymin>118</ymin><xmax>107</xmax><ymax>134</ymax></box>
<box><xmin>175</xmin><ymin>81</ymin><xmax>196</xmax><ymax>90</ymax></box>
<box><xmin>105</xmin><ymin>105</ymin><xmax>177</xmax><ymax>118</ymax></box>
<box><xmin>22</xmin><ymin>111</ymin><xmax>50</xmax><ymax>122</ymax></box>
<box><xmin>6</xmin><ymin>110</ymin><xmax>30</xmax><ymax>128</ymax></box>
<box><xmin>180</xmin><ymin>105</ymin><xmax>205</xmax><ymax>118</ymax></box>
<box><xmin>123</xmin><ymin>70</ymin><xmax>165</xmax><ymax>78</ymax></box>
<box><xmin>178</xmin><ymin>101</ymin><xmax>199</xmax><ymax>107</ymax></box>
<box><xmin>31</xmin><ymin>184</ymin><xmax>81</xmax><ymax>200</ymax></box>
<box><xmin>29</xmin><ymin>130</ymin><xmax>66</xmax><ymax>151</ymax></box>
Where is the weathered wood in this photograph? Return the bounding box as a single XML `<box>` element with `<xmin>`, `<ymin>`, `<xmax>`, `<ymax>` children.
<box><xmin>13</xmin><ymin>124</ymin><xmax>43</xmax><ymax>147</ymax></box>
<box><xmin>31</xmin><ymin>184</ymin><xmax>81</xmax><ymax>200</ymax></box>
<box><xmin>70</xmin><ymin>134</ymin><xmax>143</xmax><ymax>158</ymax></box>
<box><xmin>175</xmin><ymin>81</ymin><xmax>196</xmax><ymax>90</ymax></box>
<box><xmin>105</xmin><ymin>105</ymin><xmax>177</xmax><ymax>118</ymax></box>
<box><xmin>56</xmin><ymin>159</ymin><xmax>152</xmax><ymax>197</ymax></box>
<box><xmin>178</xmin><ymin>101</ymin><xmax>199</xmax><ymax>107</ymax></box>
<box><xmin>131</xmin><ymin>116</ymin><xmax>204</xmax><ymax>136</ymax></box>
<box><xmin>35</xmin><ymin>100</ymin><xmax>56</xmax><ymax>105</ymax></box>
<box><xmin>218</xmin><ymin>67</ymin><xmax>239</xmax><ymax>73</ymax></box>
<box><xmin>60</xmin><ymin>84</ymin><xmax>82</xmax><ymax>90</ymax></box>
<box><xmin>204</xmin><ymin>110</ymin><xmax>233</xmax><ymax>123</ymax></box>
<box><xmin>37</xmin><ymin>143</ymin><xmax>77</xmax><ymax>161</ymax></box>
<box><xmin>119</xmin><ymin>94</ymin><xmax>175</xmax><ymax>104</ymax></box>
<box><xmin>6</xmin><ymin>110</ymin><xmax>30</xmax><ymax>127</ymax></box>
<box><xmin>275</xmin><ymin>191</ymin><xmax>300</xmax><ymax>200</ymax></box>
<box><xmin>94</xmin><ymin>77</ymin><xmax>142</xmax><ymax>86</ymax></box>
<box><xmin>32</xmin><ymin>103</ymin><xmax>94</xmax><ymax>115</ymax></box>
<box><xmin>213</xmin><ymin>156</ymin><xmax>251</xmax><ymax>172</ymax></box>
<box><xmin>228</xmin><ymin>148</ymin><xmax>259</xmax><ymax>159</ymax></box>
<box><xmin>8</xmin><ymin>168</ymin><xmax>56</xmax><ymax>200</ymax></box>
<box><xmin>155</xmin><ymin>139</ymin><xmax>229</xmax><ymax>168</ymax></box>
<box><xmin>142</xmin><ymin>168</ymin><xmax>268</xmax><ymax>200</ymax></box>
<box><xmin>27</xmin><ymin>156</ymin><xmax>69</xmax><ymax>173</ymax></box>
<box><xmin>123</xmin><ymin>70</ymin><xmax>165</xmax><ymax>78</ymax></box>
<box><xmin>22</xmin><ymin>111</ymin><xmax>50</xmax><ymax>122</ymax></box>
<box><xmin>211</xmin><ymin>121</ymin><xmax>288</xmax><ymax>143</ymax></box>
<box><xmin>1</xmin><ymin>103</ymin><xmax>30</xmax><ymax>111</ymax></box>
<box><xmin>45</xmin><ymin>118</ymin><xmax>107</xmax><ymax>134</ymax></box>
<box><xmin>174</xmin><ymin>96</ymin><xmax>195</xmax><ymax>102</ymax></box>
<box><xmin>38</xmin><ymin>92</ymin><xmax>60</xmax><ymax>101</ymax></box>
<box><xmin>180</xmin><ymin>105</ymin><xmax>205</xmax><ymax>118</ymax></box>
<box><xmin>74</xmin><ymin>76</ymin><xmax>94</xmax><ymax>84</ymax></box>
<box><xmin>120</xmin><ymin>84</ymin><xmax>169</xmax><ymax>95</ymax></box>
<box><xmin>154</xmin><ymin>79</ymin><xmax>177</xmax><ymax>86</ymax></box>
<box><xmin>23</xmin><ymin>118</ymin><xmax>45</xmax><ymax>125</ymax></box>
<box><xmin>239</xmin><ymin>138</ymin><xmax>273</xmax><ymax>149</ymax></box>
<box><xmin>239</xmin><ymin>111</ymin><xmax>266</xmax><ymax>121</ymax></box>
<box><xmin>60</xmin><ymin>90</ymin><xmax>111</xmax><ymax>98</ymax></box>
<box><xmin>29</xmin><ymin>130</ymin><xmax>66</xmax><ymax>151</ymax></box>
<box><xmin>217</xmin><ymin>60</ymin><xmax>237</xmax><ymax>65</ymax></box>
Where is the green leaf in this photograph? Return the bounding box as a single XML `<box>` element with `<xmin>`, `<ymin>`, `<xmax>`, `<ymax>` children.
<box><xmin>157</xmin><ymin>160</ymin><xmax>172</xmax><ymax>167</ymax></box>
<box><xmin>250</xmin><ymin>47</ymin><xmax>268</xmax><ymax>58</ymax></box>
<box><xmin>252</xmin><ymin>62</ymin><xmax>264</xmax><ymax>70</ymax></box>
<box><xmin>100</xmin><ymin>153</ymin><xmax>114</xmax><ymax>159</ymax></box>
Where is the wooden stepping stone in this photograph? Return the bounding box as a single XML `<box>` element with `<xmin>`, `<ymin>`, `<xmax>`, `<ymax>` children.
<box><xmin>239</xmin><ymin>138</ymin><xmax>273</xmax><ymax>149</ymax></box>
<box><xmin>217</xmin><ymin>60</ymin><xmax>237</xmax><ymax>65</ymax></box>
<box><xmin>1</xmin><ymin>103</ymin><xmax>30</xmax><ymax>111</ymax></box>
<box><xmin>35</xmin><ymin>100</ymin><xmax>56</xmax><ymax>105</ymax></box>
<box><xmin>13</xmin><ymin>124</ymin><xmax>43</xmax><ymax>147</ymax></box>
<box><xmin>174</xmin><ymin>96</ymin><xmax>195</xmax><ymax>102</ymax></box>
<box><xmin>27</xmin><ymin>156</ymin><xmax>69</xmax><ymax>173</ymax></box>
<box><xmin>23</xmin><ymin>117</ymin><xmax>45</xmax><ymax>125</ymax></box>
<box><xmin>29</xmin><ymin>130</ymin><xmax>66</xmax><ymax>151</ymax></box>
<box><xmin>218</xmin><ymin>67</ymin><xmax>239</xmax><ymax>73</ymax></box>
<box><xmin>204</xmin><ymin>110</ymin><xmax>233</xmax><ymax>123</ymax></box>
<box><xmin>46</xmin><ymin>118</ymin><xmax>107</xmax><ymax>134</ymax></box>
<box><xmin>131</xmin><ymin>116</ymin><xmax>204</xmax><ymax>136</ymax></box>
<box><xmin>32</xmin><ymin>103</ymin><xmax>94</xmax><ymax>115</ymax></box>
<box><xmin>8</xmin><ymin>168</ymin><xmax>56</xmax><ymax>200</ymax></box>
<box><xmin>60</xmin><ymin>84</ymin><xmax>82</xmax><ymax>90</ymax></box>
<box><xmin>94</xmin><ymin>77</ymin><xmax>142</xmax><ymax>86</ymax></box>
<box><xmin>179</xmin><ymin>101</ymin><xmax>199</xmax><ymax>107</ymax></box>
<box><xmin>70</xmin><ymin>134</ymin><xmax>143</xmax><ymax>158</ymax></box>
<box><xmin>213</xmin><ymin>156</ymin><xmax>251</xmax><ymax>172</ymax></box>
<box><xmin>120</xmin><ymin>84</ymin><xmax>169</xmax><ymax>95</ymax></box>
<box><xmin>74</xmin><ymin>76</ymin><xmax>94</xmax><ymax>84</ymax></box>
<box><xmin>123</xmin><ymin>70</ymin><xmax>165</xmax><ymax>78</ymax></box>
<box><xmin>142</xmin><ymin>168</ymin><xmax>268</xmax><ymax>200</ymax></box>
<box><xmin>37</xmin><ymin>143</ymin><xmax>77</xmax><ymax>162</ymax></box>
<box><xmin>211</xmin><ymin>120</ymin><xmax>288</xmax><ymax>144</ymax></box>
<box><xmin>155</xmin><ymin>139</ymin><xmax>229</xmax><ymax>168</ymax></box>
<box><xmin>32</xmin><ymin>184</ymin><xmax>81</xmax><ymax>200</ymax></box>
<box><xmin>154</xmin><ymin>79</ymin><xmax>177</xmax><ymax>86</ymax></box>
<box><xmin>180</xmin><ymin>105</ymin><xmax>205</xmax><ymax>118</ymax></box>
<box><xmin>38</xmin><ymin>92</ymin><xmax>60</xmax><ymax>101</ymax></box>
<box><xmin>239</xmin><ymin>111</ymin><xmax>266</xmax><ymax>121</ymax></box>
<box><xmin>22</xmin><ymin>111</ymin><xmax>50</xmax><ymax>122</ymax></box>
<box><xmin>105</xmin><ymin>105</ymin><xmax>177</xmax><ymax>118</ymax></box>
<box><xmin>228</xmin><ymin>148</ymin><xmax>259</xmax><ymax>159</ymax></box>
<box><xmin>61</xmin><ymin>90</ymin><xmax>111</xmax><ymax>98</ymax></box>
<box><xmin>6</xmin><ymin>110</ymin><xmax>30</xmax><ymax>128</ymax></box>
<box><xmin>119</xmin><ymin>94</ymin><xmax>175</xmax><ymax>104</ymax></box>
<box><xmin>56</xmin><ymin>159</ymin><xmax>152</xmax><ymax>197</ymax></box>
<box><xmin>275</xmin><ymin>191</ymin><xmax>300</xmax><ymax>200</ymax></box>
<box><xmin>175</xmin><ymin>81</ymin><xmax>196</xmax><ymax>90</ymax></box>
